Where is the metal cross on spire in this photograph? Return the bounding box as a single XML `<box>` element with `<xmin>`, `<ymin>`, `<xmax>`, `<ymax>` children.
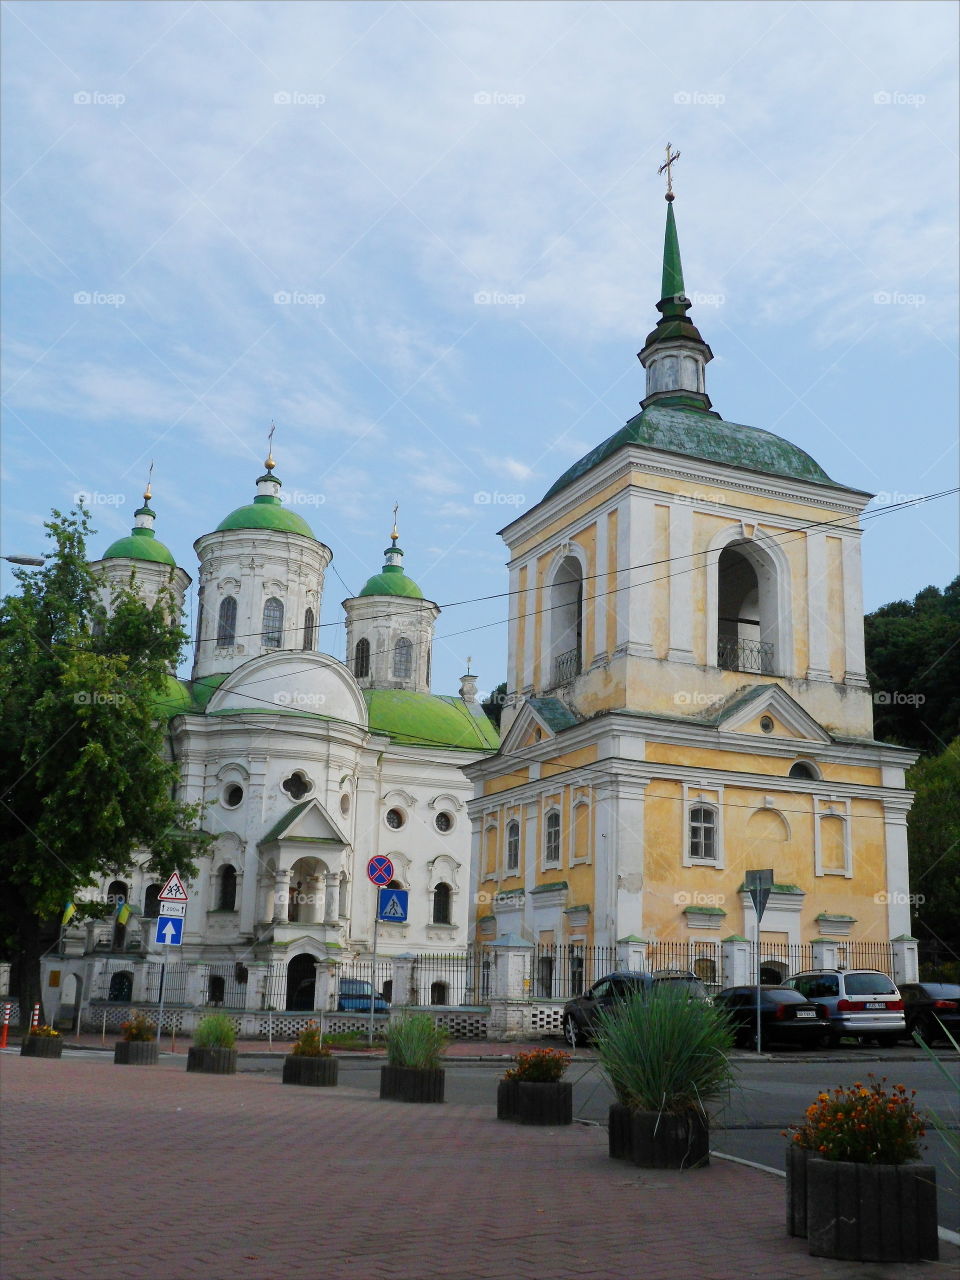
<box><xmin>144</xmin><ymin>459</ymin><xmax>154</xmax><ymax>502</ymax></box>
<box><xmin>658</xmin><ymin>143</ymin><xmax>680</xmax><ymax>202</ymax></box>
<box><xmin>391</xmin><ymin>501</ymin><xmax>399</xmax><ymax>543</ymax></box>
<box><xmin>265</xmin><ymin>421</ymin><xmax>276</xmax><ymax>471</ymax></box>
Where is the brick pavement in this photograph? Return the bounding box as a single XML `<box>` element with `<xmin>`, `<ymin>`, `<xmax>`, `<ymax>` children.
<box><xmin>2</xmin><ymin>1054</ymin><xmax>956</xmax><ymax>1280</ymax></box>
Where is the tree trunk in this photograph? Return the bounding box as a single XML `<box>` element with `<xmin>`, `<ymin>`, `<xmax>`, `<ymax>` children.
<box><xmin>15</xmin><ymin>913</ymin><xmax>49</xmax><ymax>1029</ymax></box>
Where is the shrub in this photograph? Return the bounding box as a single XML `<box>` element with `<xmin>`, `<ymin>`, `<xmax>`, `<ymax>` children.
<box><xmin>384</xmin><ymin>1013</ymin><xmax>448</xmax><ymax>1069</ymax></box>
<box><xmin>193</xmin><ymin>1012</ymin><xmax>237</xmax><ymax>1049</ymax></box>
<box><xmin>291</xmin><ymin>1021</ymin><xmax>330</xmax><ymax>1057</ymax></box>
<box><xmin>27</xmin><ymin>1024</ymin><xmax>61</xmax><ymax>1039</ymax></box>
<box><xmin>788</xmin><ymin>1075</ymin><xmax>925</xmax><ymax>1164</ymax></box>
<box><xmin>593</xmin><ymin>984</ymin><xmax>735</xmax><ymax>1116</ymax></box>
<box><xmin>119</xmin><ymin>1011</ymin><xmax>156</xmax><ymax>1043</ymax></box>
<box><xmin>503</xmin><ymin>1048</ymin><xmax>570</xmax><ymax>1083</ymax></box>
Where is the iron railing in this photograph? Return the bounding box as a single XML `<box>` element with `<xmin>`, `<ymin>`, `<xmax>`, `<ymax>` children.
<box><xmin>531</xmin><ymin>944</ymin><xmax>618</xmax><ymax>1000</ymax></box>
<box><xmin>552</xmin><ymin>647</ymin><xmax>582</xmax><ymax>686</ymax></box>
<box><xmin>717</xmin><ymin>635</ymin><xmax>775</xmax><ymax>675</ymax></box>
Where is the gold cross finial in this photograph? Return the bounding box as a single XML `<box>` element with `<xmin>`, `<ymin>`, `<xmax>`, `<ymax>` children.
<box><xmin>658</xmin><ymin>143</ymin><xmax>680</xmax><ymax>202</ymax></box>
<box><xmin>466</xmin><ymin>655</ymin><xmax>473</xmax><ymax>673</ymax></box>
<box><xmin>144</xmin><ymin>459</ymin><xmax>154</xmax><ymax>503</ymax></box>
<box><xmin>265</xmin><ymin>422</ymin><xmax>276</xmax><ymax>472</ymax></box>
<box><xmin>391</xmin><ymin>502</ymin><xmax>399</xmax><ymax>544</ymax></box>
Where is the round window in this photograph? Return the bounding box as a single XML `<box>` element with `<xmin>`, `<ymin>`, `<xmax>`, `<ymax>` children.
<box><xmin>385</xmin><ymin>807</ymin><xmax>405</xmax><ymax>829</ymax></box>
<box><xmin>340</xmin><ymin>793</ymin><xmax>351</xmax><ymax>815</ymax></box>
<box><xmin>223</xmin><ymin>784</ymin><xmax>244</xmax><ymax>808</ymax></box>
<box><xmin>760</xmin><ymin>715</ymin><xmax>775</xmax><ymax>734</ymax></box>
<box><xmin>435</xmin><ymin>812</ymin><xmax>453</xmax><ymax>832</ymax></box>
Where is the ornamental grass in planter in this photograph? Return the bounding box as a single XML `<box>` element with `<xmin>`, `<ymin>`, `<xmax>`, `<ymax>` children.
<box><xmin>497</xmin><ymin>1048</ymin><xmax>573</xmax><ymax>1126</ymax></box>
<box><xmin>380</xmin><ymin>1013</ymin><xmax>447</xmax><ymax>1103</ymax></box>
<box><xmin>21</xmin><ymin>1025</ymin><xmax>63</xmax><ymax>1058</ymax></box>
<box><xmin>187</xmin><ymin>1012</ymin><xmax>238</xmax><ymax>1075</ymax></box>
<box><xmin>114</xmin><ymin>1011</ymin><xmax>158</xmax><ymax>1066</ymax></box>
<box><xmin>594</xmin><ymin>985</ymin><xmax>735</xmax><ymax>1169</ymax></box>
<box><xmin>282</xmin><ymin>1021</ymin><xmax>338</xmax><ymax>1087</ymax></box>
<box><xmin>785</xmin><ymin>1074</ymin><xmax>937</xmax><ymax>1262</ymax></box>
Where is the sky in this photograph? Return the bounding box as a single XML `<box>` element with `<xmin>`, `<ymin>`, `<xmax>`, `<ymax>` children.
<box><xmin>2</xmin><ymin>0</ymin><xmax>958</xmax><ymax>698</ymax></box>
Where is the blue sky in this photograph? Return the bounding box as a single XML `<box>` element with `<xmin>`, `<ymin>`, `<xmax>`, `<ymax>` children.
<box><xmin>2</xmin><ymin>0</ymin><xmax>957</xmax><ymax>697</ymax></box>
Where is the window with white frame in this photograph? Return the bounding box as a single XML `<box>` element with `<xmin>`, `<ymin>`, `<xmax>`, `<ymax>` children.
<box><xmin>689</xmin><ymin>806</ymin><xmax>717</xmax><ymax>861</ymax></box>
<box><xmin>506</xmin><ymin>820</ymin><xmax>520</xmax><ymax>872</ymax></box>
<box><xmin>393</xmin><ymin>636</ymin><xmax>413</xmax><ymax>679</ymax></box>
<box><xmin>544</xmin><ymin>809</ymin><xmax>561</xmax><ymax>865</ymax></box>
<box><xmin>262</xmin><ymin>597</ymin><xmax>284</xmax><ymax>648</ymax></box>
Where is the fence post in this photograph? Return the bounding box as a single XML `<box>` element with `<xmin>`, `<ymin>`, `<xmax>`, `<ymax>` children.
<box><xmin>616</xmin><ymin>936</ymin><xmax>648</xmax><ymax>972</ymax></box>
<box><xmin>486</xmin><ymin>934</ymin><xmax>533</xmax><ymax>1041</ymax></box>
<box><xmin>890</xmin><ymin>935</ymin><xmax>919</xmax><ymax>986</ymax></box>
<box><xmin>721</xmin><ymin>936</ymin><xmax>753</xmax><ymax>988</ymax></box>
<box><xmin>390</xmin><ymin>954</ymin><xmax>417</xmax><ymax>1007</ymax></box>
<box><xmin>811</xmin><ymin>938</ymin><xmax>842</xmax><ymax>971</ymax></box>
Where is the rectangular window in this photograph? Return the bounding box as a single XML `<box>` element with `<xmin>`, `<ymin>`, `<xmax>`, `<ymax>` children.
<box><xmin>544</xmin><ymin>811</ymin><xmax>561</xmax><ymax>864</ymax></box>
<box><xmin>689</xmin><ymin>806</ymin><xmax>716</xmax><ymax>861</ymax></box>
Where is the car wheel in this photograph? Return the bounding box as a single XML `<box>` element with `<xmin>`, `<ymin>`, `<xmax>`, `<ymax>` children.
<box><xmin>912</xmin><ymin>1015</ymin><xmax>937</xmax><ymax>1046</ymax></box>
<box><xmin>824</xmin><ymin>1029</ymin><xmax>841</xmax><ymax>1049</ymax></box>
<box><xmin>874</xmin><ymin>1033</ymin><xmax>899</xmax><ymax>1048</ymax></box>
<box><xmin>563</xmin><ymin>1014</ymin><xmax>584</xmax><ymax>1048</ymax></box>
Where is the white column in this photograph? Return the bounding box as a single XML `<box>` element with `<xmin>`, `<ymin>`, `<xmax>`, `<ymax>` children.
<box><xmin>667</xmin><ymin>501</ymin><xmax>695</xmax><ymax>663</ymax></box>
<box><xmin>324</xmin><ymin>873</ymin><xmax>339</xmax><ymax>924</ymax></box>
<box><xmin>522</xmin><ymin>561</ymin><xmax>536</xmax><ymax>692</ymax></box>
<box><xmin>805</xmin><ymin>531</ymin><xmax>831</xmax><ymax>680</ymax></box>
<box><xmin>882</xmin><ymin>797</ymin><xmax>913</xmax><ymax>939</ymax></box>
<box><xmin>627</xmin><ymin>494</ymin><xmax>655</xmax><ymax>657</ymax></box>
<box><xmin>304</xmin><ymin>874</ymin><xmax>323</xmax><ymax>925</ymax></box>
<box><xmin>841</xmin><ymin>534</ymin><xmax>869</xmax><ymax>685</ymax></box>
<box><xmin>507</xmin><ymin>564</ymin><xmax>520</xmax><ymax>688</ymax></box>
<box><xmin>591</xmin><ymin>512</ymin><xmax>608</xmax><ymax>664</ymax></box>
<box><xmin>272</xmin><ymin>869</ymin><xmax>291</xmax><ymax>923</ymax></box>
<box><xmin>613</xmin><ymin>777</ymin><xmax>649</xmax><ymax>941</ymax></box>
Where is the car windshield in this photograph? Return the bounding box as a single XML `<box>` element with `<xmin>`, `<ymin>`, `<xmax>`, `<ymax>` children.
<box><xmin>844</xmin><ymin>973</ymin><xmax>898</xmax><ymax>996</ymax></box>
<box><xmin>340</xmin><ymin>980</ymin><xmax>372</xmax><ymax>995</ymax></box>
<box><xmin>918</xmin><ymin>983</ymin><xmax>960</xmax><ymax>999</ymax></box>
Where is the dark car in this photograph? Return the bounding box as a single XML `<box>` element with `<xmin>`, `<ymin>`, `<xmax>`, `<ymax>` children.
<box><xmin>898</xmin><ymin>982</ymin><xmax>960</xmax><ymax>1044</ymax></box>
<box><xmin>562</xmin><ymin>969</ymin><xmax>710</xmax><ymax>1047</ymax></box>
<box><xmin>337</xmin><ymin>978</ymin><xmax>389</xmax><ymax>1013</ymax></box>
<box><xmin>713</xmin><ymin>985</ymin><xmax>830</xmax><ymax>1050</ymax></box>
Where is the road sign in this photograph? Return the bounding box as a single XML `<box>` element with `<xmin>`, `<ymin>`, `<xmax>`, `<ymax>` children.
<box><xmin>745</xmin><ymin>868</ymin><xmax>774</xmax><ymax>922</ymax></box>
<box><xmin>154</xmin><ymin>917</ymin><xmax>184</xmax><ymax>947</ymax></box>
<box><xmin>158</xmin><ymin>901</ymin><xmax>186</xmax><ymax>919</ymax></box>
<box><xmin>158</xmin><ymin>871</ymin><xmax>189</xmax><ymax>903</ymax></box>
<box><xmin>378</xmin><ymin>887</ymin><xmax>408</xmax><ymax>922</ymax></box>
<box><xmin>367</xmin><ymin>855</ymin><xmax>394</xmax><ymax>886</ymax></box>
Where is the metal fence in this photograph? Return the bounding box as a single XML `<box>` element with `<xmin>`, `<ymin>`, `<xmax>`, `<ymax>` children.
<box><xmin>531</xmin><ymin>944</ymin><xmax>618</xmax><ymax>1000</ymax></box>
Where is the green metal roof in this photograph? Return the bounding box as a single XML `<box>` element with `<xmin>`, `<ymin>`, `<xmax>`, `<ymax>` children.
<box><xmin>358</xmin><ymin>564</ymin><xmax>423</xmax><ymax>599</ymax></box>
<box><xmin>151</xmin><ymin>676</ymin><xmax>195</xmax><ymax>718</ymax></box>
<box><xmin>215</xmin><ymin>495</ymin><xmax>315</xmax><ymax>539</ymax></box>
<box><xmin>661</xmin><ymin>200</ymin><xmax>685</xmax><ymax>301</ymax></box>
<box><xmin>543</xmin><ymin>403</ymin><xmax>841</xmax><ymax>501</ymax></box>
<box><xmin>364</xmin><ymin>689</ymin><xmax>499</xmax><ymax>750</ymax></box>
<box><xmin>527</xmin><ymin>697</ymin><xmax>581</xmax><ymax>733</ymax></box>
<box><xmin>101</xmin><ymin>527</ymin><xmax>177</xmax><ymax>566</ymax></box>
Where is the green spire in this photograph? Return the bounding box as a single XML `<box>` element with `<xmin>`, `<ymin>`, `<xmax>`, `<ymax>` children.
<box><xmin>661</xmin><ymin>200</ymin><xmax>685</xmax><ymax>303</ymax></box>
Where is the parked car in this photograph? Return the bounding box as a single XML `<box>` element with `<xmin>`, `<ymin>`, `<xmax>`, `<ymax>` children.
<box><xmin>337</xmin><ymin>978</ymin><xmax>389</xmax><ymax>1013</ymax></box>
<box><xmin>898</xmin><ymin>981</ymin><xmax>960</xmax><ymax>1044</ymax></box>
<box><xmin>781</xmin><ymin>969</ymin><xmax>905</xmax><ymax>1047</ymax></box>
<box><xmin>562</xmin><ymin>969</ymin><xmax>710</xmax><ymax>1047</ymax></box>
<box><xmin>713</xmin><ymin>985</ymin><xmax>830</xmax><ymax>1049</ymax></box>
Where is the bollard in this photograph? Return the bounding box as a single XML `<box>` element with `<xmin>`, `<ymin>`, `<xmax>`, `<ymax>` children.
<box><xmin>31</xmin><ymin>1003</ymin><xmax>40</xmax><ymax>1031</ymax></box>
<box><xmin>0</xmin><ymin>1002</ymin><xmax>12</xmax><ymax>1049</ymax></box>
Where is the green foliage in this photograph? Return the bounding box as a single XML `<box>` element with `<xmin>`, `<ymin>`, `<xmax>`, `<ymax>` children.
<box><xmin>0</xmin><ymin>506</ymin><xmax>210</xmax><ymax>1019</ymax></box>
<box><xmin>502</xmin><ymin>1048</ymin><xmax>570</xmax><ymax>1082</ymax></box>
<box><xmin>291</xmin><ymin>1021</ymin><xmax>330</xmax><ymax>1057</ymax></box>
<box><xmin>788</xmin><ymin>1076</ymin><xmax>924</xmax><ymax>1165</ymax></box>
<box><xmin>384</xmin><ymin>1012</ymin><xmax>448</xmax><ymax>1069</ymax></box>
<box><xmin>193</xmin><ymin>1013</ymin><xmax>237</xmax><ymax>1049</ymax></box>
<box><xmin>481</xmin><ymin>681</ymin><xmax>508</xmax><ymax>730</ymax></box>
<box><xmin>907</xmin><ymin>739</ymin><xmax>960</xmax><ymax>956</ymax></box>
<box><xmin>593</xmin><ymin>985</ymin><xmax>735</xmax><ymax>1116</ymax></box>
<box><xmin>864</xmin><ymin>577</ymin><xmax>960</xmax><ymax>754</ymax></box>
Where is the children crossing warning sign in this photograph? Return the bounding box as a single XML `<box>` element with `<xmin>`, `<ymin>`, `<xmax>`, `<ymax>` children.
<box><xmin>158</xmin><ymin>871</ymin><xmax>189</xmax><ymax>903</ymax></box>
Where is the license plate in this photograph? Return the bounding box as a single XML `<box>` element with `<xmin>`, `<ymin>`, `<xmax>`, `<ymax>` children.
<box><xmin>865</xmin><ymin>1002</ymin><xmax>885</xmax><ymax>1009</ymax></box>
<box><xmin>795</xmin><ymin>1010</ymin><xmax>815</xmax><ymax>1018</ymax></box>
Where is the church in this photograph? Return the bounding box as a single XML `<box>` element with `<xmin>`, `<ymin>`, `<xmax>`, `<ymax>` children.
<box><xmin>464</xmin><ymin>171</ymin><xmax>918</xmax><ymax>994</ymax></box>
<box><xmin>50</xmin><ymin>456</ymin><xmax>498</xmax><ymax>1024</ymax></box>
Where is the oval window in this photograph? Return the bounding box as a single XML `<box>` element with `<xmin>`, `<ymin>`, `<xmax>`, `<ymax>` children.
<box><xmin>223</xmin><ymin>784</ymin><xmax>244</xmax><ymax>808</ymax></box>
<box><xmin>435</xmin><ymin>812</ymin><xmax>453</xmax><ymax>832</ymax></box>
<box><xmin>385</xmin><ymin>808</ymin><xmax>405</xmax><ymax>830</ymax></box>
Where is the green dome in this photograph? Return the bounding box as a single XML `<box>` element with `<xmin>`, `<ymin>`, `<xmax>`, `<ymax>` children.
<box><xmin>101</xmin><ymin>527</ymin><xmax>177</xmax><ymax>567</ymax></box>
<box><xmin>152</xmin><ymin>676</ymin><xmax>195</xmax><ymax>719</ymax></box>
<box><xmin>216</xmin><ymin>495</ymin><xmax>315</xmax><ymax>539</ymax></box>
<box><xmin>364</xmin><ymin>689</ymin><xmax>498</xmax><ymax>750</ymax></box>
<box><xmin>544</xmin><ymin>404</ymin><xmax>847</xmax><ymax>501</ymax></box>
<box><xmin>358</xmin><ymin>564</ymin><xmax>423</xmax><ymax>599</ymax></box>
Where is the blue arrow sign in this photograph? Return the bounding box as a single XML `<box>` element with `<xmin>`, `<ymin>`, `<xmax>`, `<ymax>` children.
<box><xmin>378</xmin><ymin>887</ymin><xmax>408</xmax><ymax>923</ymax></box>
<box><xmin>154</xmin><ymin>916</ymin><xmax>184</xmax><ymax>947</ymax></box>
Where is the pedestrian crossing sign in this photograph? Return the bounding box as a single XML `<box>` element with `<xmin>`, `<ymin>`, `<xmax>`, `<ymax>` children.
<box><xmin>377</xmin><ymin>887</ymin><xmax>409</xmax><ymax>923</ymax></box>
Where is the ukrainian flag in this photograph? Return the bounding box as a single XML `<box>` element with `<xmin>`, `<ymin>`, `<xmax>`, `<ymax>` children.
<box><xmin>61</xmin><ymin>901</ymin><xmax>76</xmax><ymax>926</ymax></box>
<box><xmin>116</xmin><ymin>901</ymin><xmax>132</xmax><ymax>927</ymax></box>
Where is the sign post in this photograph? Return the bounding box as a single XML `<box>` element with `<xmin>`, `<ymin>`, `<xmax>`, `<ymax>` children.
<box><xmin>156</xmin><ymin>873</ymin><xmax>189</xmax><ymax>1051</ymax></box>
<box><xmin>744</xmin><ymin>868</ymin><xmax>774</xmax><ymax>1053</ymax></box>
<box><xmin>366</xmin><ymin>856</ymin><xmax>394</xmax><ymax>1048</ymax></box>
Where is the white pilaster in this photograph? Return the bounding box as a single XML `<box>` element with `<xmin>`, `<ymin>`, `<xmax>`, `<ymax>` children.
<box><xmin>841</xmin><ymin>534</ymin><xmax>869</xmax><ymax>686</ymax></box>
<box><xmin>805</xmin><ymin>531</ymin><xmax>832</xmax><ymax>681</ymax></box>
<box><xmin>667</xmin><ymin>501</ymin><xmax>695</xmax><ymax>663</ymax></box>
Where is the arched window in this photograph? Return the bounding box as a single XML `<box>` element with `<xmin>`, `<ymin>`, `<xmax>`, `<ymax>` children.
<box><xmin>506</xmin><ymin>821</ymin><xmax>520</xmax><ymax>872</ymax></box>
<box><xmin>430</xmin><ymin>980</ymin><xmax>448</xmax><ymax>1005</ymax></box>
<box><xmin>716</xmin><ymin>544</ymin><xmax>777</xmax><ymax>675</ymax></box>
<box><xmin>217</xmin><ymin>595</ymin><xmax>237</xmax><ymax>647</ymax></box>
<box><xmin>143</xmin><ymin>884</ymin><xmax>161</xmax><ymax>918</ymax></box>
<box><xmin>262</xmin><ymin>598</ymin><xmax>284</xmax><ymax>648</ymax></box>
<box><xmin>432</xmin><ymin>882</ymin><xmax>452</xmax><ymax>925</ymax></box>
<box><xmin>689</xmin><ymin>807</ymin><xmax>716</xmax><ymax>861</ymax></box>
<box><xmin>108</xmin><ymin>970</ymin><xmax>133</xmax><ymax>1003</ymax></box>
<box><xmin>789</xmin><ymin>760</ymin><xmax>819</xmax><ymax>781</ymax></box>
<box><xmin>207</xmin><ymin>974</ymin><xmax>225</xmax><ymax>1006</ymax></box>
<box><xmin>545</xmin><ymin>810</ymin><xmax>561</xmax><ymax>865</ymax></box>
<box><xmin>218</xmin><ymin>865</ymin><xmax>237</xmax><ymax>911</ymax></box>
<box><xmin>549</xmin><ymin>555</ymin><xmax>583</xmax><ymax>685</ymax></box>
<box><xmin>393</xmin><ymin>636</ymin><xmax>413</xmax><ymax>679</ymax></box>
<box><xmin>303</xmin><ymin>607</ymin><xmax>315</xmax><ymax>651</ymax></box>
<box><xmin>354</xmin><ymin>637</ymin><xmax>370</xmax><ymax>678</ymax></box>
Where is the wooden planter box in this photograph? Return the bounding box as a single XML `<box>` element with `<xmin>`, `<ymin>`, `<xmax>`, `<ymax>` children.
<box><xmin>786</xmin><ymin>1144</ymin><xmax>813</xmax><ymax>1237</ymax></box>
<box><xmin>806</xmin><ymin>1158</ymin><xmax>939</xmax><ymax>1262</ymax></box>
<box><xmin>20</xmin><ymin>1037</ymin><xmax>63</xmax><ymax>1059</ymax></box>
<box><xmin>630</xmin><ymin>1108</ymin><xmax>710</xmax><ymax>1169</ymax></box>
<box><xmin>114</xmin><ymin>1040</ymin><xmax>159</xmax><ymax>1066</ymax></box>
<box><xmin>497</xmin><ymin>1079</ymin><xmax>572</xmax><ymax>1126</ymax></box>
<box><xmin>379</xmin><ymin>1065</ymin><xmax>444</xmax><ymax>1103</ymax></box>
<box><xmin>282</xmin><ymin>1055</ymin><xmax>339</xmax><ymax>1087</ymax></box>
<box><xmin>186</xmin><ymin>1047</ymin><xmax>237</xmax><ymax>1075</ymax></box>
<box><xmin>608</xmin><ymin>1102</ymin><xmax>633</xmax><ymax>1159</ymax></box>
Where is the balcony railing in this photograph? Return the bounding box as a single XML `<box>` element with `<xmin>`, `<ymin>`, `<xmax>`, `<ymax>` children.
<box><xmin>552</xmin><ymin>647</ymin><xmax>582</xmax><ymax>686</ymax></box>
<box><xmin>717</xmin><ymin>636</ymin><xmax>775</xmax><ymax>676</ymax></box>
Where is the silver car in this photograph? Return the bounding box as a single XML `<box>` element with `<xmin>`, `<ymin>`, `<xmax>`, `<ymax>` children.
<box><xmin>782</xmin><ymin>969</ymin><xmax>905</xmax><ymax>1047</ymax></box>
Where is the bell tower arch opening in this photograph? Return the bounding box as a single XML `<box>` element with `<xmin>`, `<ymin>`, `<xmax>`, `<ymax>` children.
<box><xmin>548</xmin><ymin>554</ymin><xmax>584</xmax><ymax>687</ymax></box>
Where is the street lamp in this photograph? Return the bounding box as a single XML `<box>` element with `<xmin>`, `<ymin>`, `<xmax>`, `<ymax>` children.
<box><xmin>3</xmin><ymin>555</ymin><xmax>45</xmax><ymax>566</ymax></box>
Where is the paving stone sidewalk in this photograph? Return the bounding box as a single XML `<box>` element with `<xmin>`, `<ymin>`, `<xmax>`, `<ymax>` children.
<box><xmin>2</xmin><ymin>1055</ymin><xmax>956</xmax><ymax>1280</ymax></box>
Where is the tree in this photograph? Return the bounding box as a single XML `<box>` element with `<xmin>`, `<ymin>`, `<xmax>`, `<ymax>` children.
<box><xmin>481</xmin><ymin>681</ymin><xmax>508</xmax><ymax>730</ymax></box>
<box><xmin>863</xmin><ymin>577</ymin><xmax>960</xmax><ymax>755</ymax></box>
<box><xmin>0</xmin><ymin>507</ymin><xmax>209</xmax><ymax>1025</ymax></box>
<box><xmin>907</xmin><ymin>739</ymin><xmax>960</xmax><ymax>974</ymax></box>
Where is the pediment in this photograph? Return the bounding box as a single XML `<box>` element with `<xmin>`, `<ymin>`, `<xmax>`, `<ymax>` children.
<box><xmin>717</xmin><ymin>685</ymin><xmax>832</xmax><ymax>744</ymax></box>
<box><xmin>259</xmin><ymin>798</ymin><xmax>348</xmax><ymax>847</ymax></box>
<box><xmin>499</xmin><ymin>697</ymin><xmax>580</xmax><ymax>753</ymax></box>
